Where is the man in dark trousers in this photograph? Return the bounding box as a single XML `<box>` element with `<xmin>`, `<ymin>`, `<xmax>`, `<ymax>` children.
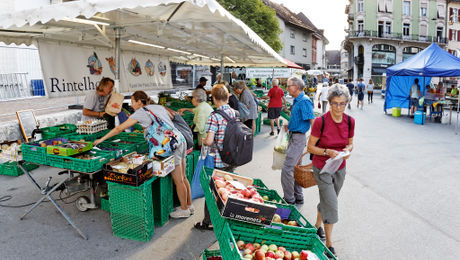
<box><xmin>346</xmin><ymin>79</ymin><xmax>354</xmax><ymax>109</ymax></box>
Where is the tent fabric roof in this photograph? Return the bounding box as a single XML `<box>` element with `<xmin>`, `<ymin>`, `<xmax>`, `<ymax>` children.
<box><xmin>284</xmin><ymin>58</ymin><xmax>304</xmax><ymax>70</ymax></box>
<box><xmin>386</xmin><ymin>43</ymin><xmax>460</xmax><ymax>77</ymax></box>
<box><xmin>0</xmin><ymin>0</ymin><xmax>287</xmax><ymax>67</ymax></box>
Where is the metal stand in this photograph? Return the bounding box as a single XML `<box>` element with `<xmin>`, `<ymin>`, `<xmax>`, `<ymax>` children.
<box><xmin>17</xmin><ymin>162</ymin><xmax>101</xmax><ymax>240</ymax></box>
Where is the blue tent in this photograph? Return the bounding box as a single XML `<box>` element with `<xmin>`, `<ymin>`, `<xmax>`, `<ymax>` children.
<box><xmin>385</xmin><ymin>43</ymin><xmax>460</xmax><ymax>111</ymax></box>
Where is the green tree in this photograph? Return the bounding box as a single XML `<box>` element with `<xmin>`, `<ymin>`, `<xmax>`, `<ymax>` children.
<box><xmin>217</xmin><ymin>0</ymin><xmax>283</xmax><ymax>53</ymax></box>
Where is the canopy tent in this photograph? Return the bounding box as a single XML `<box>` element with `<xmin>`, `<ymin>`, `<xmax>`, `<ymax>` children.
<box><xmin>284</xmin><ymin>59</ymin><xmax>304</xmax><ymax>70</ymax></box>
<box><xmin>385</xmin><ymin>43</ymin><xmax>460</xmax><ymax>111</ymax></box>
<box><xmin>0</xmin><ymin>0</ymin><xmax>286</xmax><ymax>96</ymax></box>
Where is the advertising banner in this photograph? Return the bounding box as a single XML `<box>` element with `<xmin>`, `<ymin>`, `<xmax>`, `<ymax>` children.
<box><xmin>38</xmin><ymin>40</ymin><xmax>172</xmax><ymax>98</ymax></box>
<box><xmin>246</xmin><ymin>68</ymin><xmax>292</xmax><ymax>78</ymax></box>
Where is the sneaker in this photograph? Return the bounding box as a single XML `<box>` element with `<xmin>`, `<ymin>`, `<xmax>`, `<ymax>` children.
<box><xmin>295</xmin><ymin>198</ymin><xmax>304</xmax><ymax>205</ymax></box>
<box><xmin>170</xmin><ymin>208</ymin><xmax>190</xmax><ymax>219</ymax></box>
<box><xmin>188</xmin><ymin>205</ymin><xmax>195</xmax><ymax>215</ymax></box>
<box><xmin>270</xmin><ymin>132</ymin><xmax>274</xmax><ymax>136</ymax></box>
<box><xmin>282</xmin><ymin>197</ymin><xmax>295</xmax><ymax>205</ymax></box>
<box><xmin>325</xmin><ymin>246</ymin><xmax>336</xmax><ymax>259</ymax></box>
<box><xmin>277</xmin><ymin>128</ymin><xmax>280</xmax><ymax>134</ymax></box>
<box><xmin>316</xmin><ymin>226</ymin><xmax>326</xmax><ymax>242</ymax></box>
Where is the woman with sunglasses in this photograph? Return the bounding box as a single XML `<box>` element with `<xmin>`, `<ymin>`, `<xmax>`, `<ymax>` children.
<box><xmin>307</xmin><ymin>84</ymin><xmax>355</xmax><ymax>258</ymax></box>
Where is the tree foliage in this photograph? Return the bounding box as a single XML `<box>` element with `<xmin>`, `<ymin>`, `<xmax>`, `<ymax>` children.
<box><xmin>217</xmin><ymin>0</ymin><xmax>283</xmax><ymax>53</ymax></box>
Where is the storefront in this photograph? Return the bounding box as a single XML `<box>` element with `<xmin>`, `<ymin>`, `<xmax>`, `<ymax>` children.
<box><xmin>371</xmin><ymin>44</ymin><xmax>396</xmax><ymax>88</ymax></box>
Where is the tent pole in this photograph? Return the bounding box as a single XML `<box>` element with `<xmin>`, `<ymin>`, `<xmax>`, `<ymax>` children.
<box><xmin>220</xmin><ymin>55</ymin><xmax>224</xmax><ymax>83</ymax></box>
<box><xmin>114</xmin><ymin>27</ymin><xmax>121</xmax><ymax>92</ymax></box>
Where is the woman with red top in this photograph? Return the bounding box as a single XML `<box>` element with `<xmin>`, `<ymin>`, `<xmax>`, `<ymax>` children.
<box><xmin>307</xmin><ymin>84</ymin><xmax>355</xmax><ymax>258</ymax></box>
<box><xmin>261</xmin><ymin>79</ymin><xmax>287</xmax><ymax>135</ymax></box>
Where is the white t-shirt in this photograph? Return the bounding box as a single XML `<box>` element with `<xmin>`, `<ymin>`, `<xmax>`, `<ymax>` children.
<box><xmin>320</xmin><ymin>85</ymin><xmax>329</xmax><ymax>101</ymax></box>
<box><xmin>366</xmin><ymin>84</ymin><xmax>374</xmax><ymax>91</ymax></box>
<box><xmin>410</xmin><ymin>84</ymin><xmax>420</xmax><ymax>99</ymax></box>
<box><xmin>82</xmin><ymin>91</ymin><xmax>109</xmax><ymax>121</ymax></box>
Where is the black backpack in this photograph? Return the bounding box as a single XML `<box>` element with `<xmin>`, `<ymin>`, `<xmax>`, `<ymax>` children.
<box><xmin>310</xmin><ymin>114</ymin><xmax>352</xmax><ymax>160</ymax></box>
<box><xmin>171</xmin><ymin>114</ymin><xmax>194</xmax><ymax>150</ymax></box>
<box><xmin>214</xmin><ymin>110</ymin><xmax>253</xmax><ymax>166</ymax></box>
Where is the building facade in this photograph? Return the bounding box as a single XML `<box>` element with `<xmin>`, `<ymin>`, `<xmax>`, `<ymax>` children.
<box><xmin>263</xmin><ymin>0</ymin><xmax>328</xmax><ymax>70</ymax></box>
<box><xmin>344</xmin><ymin>0</ymin><xmax>447</xmax><ymax>87</ymax></box>
<box><xmin>447</xmin><ymin>0</ymin><xmax>460</xmax><ymax>56</ymax></box>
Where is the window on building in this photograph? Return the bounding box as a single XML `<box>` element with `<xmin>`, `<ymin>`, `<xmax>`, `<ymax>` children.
<box><xmin>403</xmin><ymin>23</ymin><xmax>410</xmax><ymax>36</ymax></box>
<box><xmin>385</xmin><ymin>22</ymin><xmax>392</xmax><ymax>35</ymax></box>
<box><xmin>403</xmin><ymin>1</ymin><xmax>410</xmax><ymax>16</ymax></box>
<box><xmin>437</xmin><ymin>5</ymin><xmax>445</xmax><ymax>19</ymax></box>
<box><xmin>303</xmin><ymin>48</ymin><xmax>307</xmax><ymax>57</ymax></box>
<box><xmin>290</xmin><ymin>45</ymin><xmax>295</xmax><ymax>55</ymax></box>
<box><xmin>378</xmin><ymin>21</ymin><xmax>384</xmax><ymax>37</ymax></box>
<box><xmin>290</xmin><ymin>31</ymin><xmax>295</xmax><ymax>39</ymax></box>
<box><xmin>385</xmin><ymin>0</ymin><xmax>393</xmax><ymax>13</ymax></box>
<box><xmin>403</xmin><ymin>46</ymin><xmax>422</xmax><ymax>61</ymax></box>
<box><xmin>357</xmin><ymin>20</ymin><xmax>364</xmax><ymax>32</ymax></box>
<box><xmin>357</xmin><ymin>0</ymin><xmax>364</xmax><ymax>12</ymax></box>
<box><xmin>378</xmin><ymin>0</ymin><xmax>384</xmax><ymax>12</ymax></box>
<box><xmin>453</xmin><ymin>8</ymin><xmax>458</xmax><ymax>23</ymax></box>
<box><xmin>420</xmin><ymin>7</ymin><xmax>427</xmax><ymax>17</ymax></box>
<box><xmin>420</xmin><ymin>24</ymin><xmax>427</xmax><ymax>37</ymax></box>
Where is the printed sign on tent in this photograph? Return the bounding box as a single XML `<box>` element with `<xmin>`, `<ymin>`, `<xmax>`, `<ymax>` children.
<box><xmin>38</xmin><ymin>40</ymin><xmax>172</xmax><ymax>98</ymax></box>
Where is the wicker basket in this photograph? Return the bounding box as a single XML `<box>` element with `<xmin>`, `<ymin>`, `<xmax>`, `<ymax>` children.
<box><xmin>294</xmin><ymin>152</ymin><xmax>316</xmax><ymax>188</ymax></box>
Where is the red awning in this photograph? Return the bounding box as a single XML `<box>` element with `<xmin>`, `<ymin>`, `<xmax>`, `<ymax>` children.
<box><xmin>284</xmin><ymin>58</ymin><xmax>304</xmax><ymax>70</ymax></box>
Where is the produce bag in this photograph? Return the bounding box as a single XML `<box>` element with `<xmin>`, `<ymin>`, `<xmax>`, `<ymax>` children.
<box><xmin>272</xmin><ymin>128</ymin><xmax>289</xmax><ymax>170</ymax></box>
<box><xmin>191</xmin><ymin>146</ymin><xmax>215</xmax><ymax>199</ymax></box>
<box><xmin>320</xmin><ymin>150</ymin><xmax>350</xmax><ymax>174</ymax></box>
<box><xmin>105</xmin><ymin>92</ymin><xmax>124</xmax><ymax>116</ymax></box>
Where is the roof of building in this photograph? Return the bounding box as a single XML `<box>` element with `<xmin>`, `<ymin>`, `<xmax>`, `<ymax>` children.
<box><xmin>296</xmin><ymin>12</ymin><xmax>329</xmax><ymax>44</ymax></box>
<box><xmin>326</xmin><ymin>50</ymin><xmax>341</xmax><ymax>65</ymax></box>
<box><xmin>262</xmin><ymin>0</ymin><xmax>315</xmax><ymax>32</ymax></box>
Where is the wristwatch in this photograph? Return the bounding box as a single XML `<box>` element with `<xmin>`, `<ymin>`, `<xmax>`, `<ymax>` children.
<box><xmin>323</xmin><ymin>148</ymin><xmax>327</xmax><ymax>156</ymax></box>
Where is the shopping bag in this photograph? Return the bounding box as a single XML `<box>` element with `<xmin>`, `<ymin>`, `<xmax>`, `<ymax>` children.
<box><xmin>272</xmin><ymin>128</ymin><xmax>289</xmax><ymax>170</ymax></box>
<box><xmin>105</xmin><ymin>92</ymin><xmax>124</xmax><ymax>116</ymax></box>
<box><xmin>317</xmin><ymin>102</ymin><xmax>321</xmax><ymax>109</ymax></box>
<box><xmin>191</xmin><ymin>146</ymin><xmax>215</xmax><ymax>200</ymax></box>
<box><xmin>320</xmin><ymin>150</ymin><xmax>350</xmax><ymax>174</ymax></box>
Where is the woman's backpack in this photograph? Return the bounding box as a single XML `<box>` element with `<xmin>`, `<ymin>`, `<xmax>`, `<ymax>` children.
<box><xmin>172</xmin><ymin>114</ymin><xmax>193</xmax><ymax>150</ymax></box>
<box><xmin>143</xmin><ymin>108</ymin><xmax>180</xmax><ymax>158</ymax></box>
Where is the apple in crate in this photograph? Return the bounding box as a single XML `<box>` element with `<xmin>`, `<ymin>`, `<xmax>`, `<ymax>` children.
<box><xmin>268</xmin><ymin>244</ymin><xmax>278</xmax><ymax>252</ymax></box>
<box><xmin>215</xmin><ymin>179</ymin><xmax>226</xmax><ymax>188</ymax></box>
<box><xmin>254</xmin><ymin>249</ymin><xmax>265</xmax><ymax>260</ymax></box>
<box><xmin>283</xmin><ymin>251</ymin><xmax>292</xmax><ymax>260</ymax></box>
<box><xmin>291</xmin><ymin>251</ymin><xmax>299</xmax><ymax>259</ymax></box>
<box><xmin>245</xmin><ymin>243</ymin><xmax>255</xmax><ymax>253</ymax></box>
<box><xmin>236</xmin><ymin>240</ymin><xmax>245</xmax><ymax>250</ymax></box>
<box><xmin>299</xmin><ymin>250</ymin><xmax>309</xmax><ymax>260</ymax></box>
<box><xmin>275</xmin><ymin>250</ymin><xmax>284</xmax><ymax>259</ymax></box>
<box><xmin>265</xmin><ymin>251</ymin><xmax>275</xmax><ymax>258</ymax></box>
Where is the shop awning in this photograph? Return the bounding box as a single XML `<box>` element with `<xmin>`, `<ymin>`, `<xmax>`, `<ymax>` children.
<box><xmin>0</xmin><ymin>0</ymin><xmax>286</xmax><ymax>68</ymax></box>
<box><xmin>284</xmin><ymin>59</ymin><xmax>304</xmax><ymax>70</ymax></box>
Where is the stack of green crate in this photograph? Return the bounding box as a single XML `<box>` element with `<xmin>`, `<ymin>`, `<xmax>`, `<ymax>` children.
<box><xmin>254</xmin><ymin>112</ymin><xmax>262</xmax><ymax>136</ymax></box>
<box><xmin>100</xmin><ymin>197</ymin><xmax>110</xmax><ymax>212</ymax></box>
<box><xmin>21</xmin><ymin>142</ymin><xmax>49</xmax><ymax>165</ymax></box>
<box><xmin>202</xmin><ymin>249</ymin><xmax>222</xmax><ymax>260</ymax></box>
<box><xmin>0</xmin><ymin>161</ymin><xmax>38</xmax><ymax>176</ymax></box>
<box><xmin>107</xmin><ymin>132</ymin><xmax>148</xmax><ymax>154</ymax></box>
<box><xmin>152</xmin><ymin>175</ymin><xmax>173</xmax><ymax>227</ymax></box>
<box><xmin>41</xmin><ymin>124</ymin><xmax>77</xmax><ymax>139</ymax></box>
<box><xmin>47</xmin><ymin>149</ymin><xmax>113</xmax><ymax>173</ymax></box>
<box><xmin>108</xmin><ymin>178</ymin><xmax>155</xmax><ymax>242</ymax></box>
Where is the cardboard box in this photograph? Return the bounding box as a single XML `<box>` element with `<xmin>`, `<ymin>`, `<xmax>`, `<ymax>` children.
<box><xmin>209</xmin><ymin>169</ymin><xmax>277</xmax><ymax>226</ymax></box>
<box><xmin>103</xmin><ymin>154</ymin><xmax>153</xmax><ymax>186</ymax></box>
<box><xmin>152</xmin><ymin>156</ymin><xmax>175</xmax><ymax>177</ymax></box>
<box><xmin>46</xmin><ymin>141</ymin><xmax>93</xmax><ymax>156</ymax></box>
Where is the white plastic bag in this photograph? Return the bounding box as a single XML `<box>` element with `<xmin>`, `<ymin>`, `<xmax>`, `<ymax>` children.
<box><xmin>320</xmin><ymin>150</ymin><xmax>350</xmax><ymax>174</ymax></box>
<box><xmin>272</xmin><ymin>150</ymin><xmax>286</xmax><ymax>170</ymax></box>
<box><xmin>274</xmin><ymin>127</ymin><xmax>289</xmax><ymax>154</ymax></box>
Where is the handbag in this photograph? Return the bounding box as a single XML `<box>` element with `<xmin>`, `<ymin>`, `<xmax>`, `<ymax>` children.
<box><xmin>317</xmin><ymin>102</ymin><xmax>321</xmax><ymax>109</ymax></box>
<box><xmin>172</xmin><ymin>114</ymin><xmax>193</xmax><ymax>149</ymax></box>
<box><xmin>294</xmin><ymin>152</ymin><xmax>317</xmax><ymax>188</ymax></box>
<box><xmin>143</xmin><ymin>108</ymin><xmax>180</xmax><ymax>159</ymax></box>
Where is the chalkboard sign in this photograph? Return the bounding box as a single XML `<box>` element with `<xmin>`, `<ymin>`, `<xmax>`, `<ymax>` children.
<box><xmin>16</xmin><ymin>110</ymin><xmax>38</xmax><ymax>142</ymax></box>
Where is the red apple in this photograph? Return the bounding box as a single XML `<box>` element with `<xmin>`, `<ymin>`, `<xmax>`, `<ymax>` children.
<box><xmin>243</xmin><ymin>249</ymin><xmax>252</xmax><ymax>256</ymax></box>
<box><xmin>299</xmin><ymin>250</ymin><xmax>309</xmax><ymax>260</ymax></box>
<box><xmin>268</xmin><ymin>244</ymin><xmax>278</xmax><ymax>252</ymax></box>
<box><xmin>215</xmin><ymin>179</ymin><xmax>226</xmax><ymax>188</ymax></box>
<box><xmin>245</xmin><ymin>243</ymin><xmax>255</xmax><ymax>253</ymax></box>
<box><xmin>236</xmin><ymin>240</ymin><xmax>245</xmax><ymax>250</ymax></box>
<box><xmin>291</xmin><ymin>251</ymin><xmax>299</xmax><ymax>259</ymax></box>
<box><xmin>275</xmin><ymin>250</ymin><xmax>284</xmax><ymax>259</ymax></box>
<box><xmin>283</xmin><ymin>251</ymin><xmax>292</xmax><ymax>260</ymax></box>
<box><xmin>241</xmin><ymin>189</ymin><xmax>252</xmax><ymax>198</ymax></box>
<box><xmin>254</xmin><ymin>243</ymin><xmax>261</xmax><ymax>250</ymax></box>
<box><xmin>265</xmin><ymin>251</ymin><xmax>275</xmax><ymax>258</ymax></box>
<box><xmin>278</xmin><ymin>247</ymin><xmax>286</xmax><ymax>252</ymax></box>
<box><xmin>254</xmin><ymin>249</ymin><xmax>266</xmax><ymax>260</ymax></box>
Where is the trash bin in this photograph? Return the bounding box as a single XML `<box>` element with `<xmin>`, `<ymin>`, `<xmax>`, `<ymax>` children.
<box><xmin>31</xmin><ymin>79</ymin><xmax>45</xmax><ymax>96</ymax></box>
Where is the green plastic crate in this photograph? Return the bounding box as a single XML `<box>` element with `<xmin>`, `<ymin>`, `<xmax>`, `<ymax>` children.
<box><xmin>265</xmin><ymin>201</ymin><xmax>315</xmax><ymax>229</ymax></box>
<box><xmin>47</xmin><ymin>150</ymin><xmax>112</xmax><ymax>173</ymax></box>
<box><xmin>64</xmin><ymin>130</ymin><xmax>110</xmax><ymax>142</ymax></box>
<box><xmin>218</xmin><ymin>220</ymin><xmax>335</xmax><ymax>260</ymax></box>
<box><xmin>0</xmin><ymin>161</ymin><xmax>38</xmax><ymax>176</ymax></box>
<box><xmin>41</xmin><ymin>124</ymin><xmax>77</xmax><ymax>139</ymax></box>
<box><xmin>133</xmin><ymin>124</ymin><xmax>144</xmax><ymax>132</ymax></box>
<box><xmin>186</xmin><ymin>153</ymin><xmax>194</xmax><ymax>183</ymax></box>
<box><xmin>199</xmin><ymin>166</ymin><xmax>229</xmax><ymax>236</ymax></box>
<box><xmin>152</xmin><ymin>175</ymin><xmax>173</xmax><ymax>227</ymax></box>
<box><xmin>108</xmin><ymin>178</ymin><xmax>155</xmax><ymax>242</ymax></box>
<box><xmin>252</xmin><ymin>178</ymin><xmax>268</xmax><ymax>190</ymax></box>
<box><xmin>21</xmin><ymin>143</ymin><xmax>49</xmax><ymax>165</ymax></box>
<box><xmin>280</xmin><ymin>110</ymin><xmax>290</xmax><ymax>121</ymax></box>
<box><xmin>256</xmin><ymin>188</ymin><xmax>287</xmax><ymax>204</ymax></box>
<box><xmin>107</xmin><ymin>133</ymin><xmax>148</xmax><ymax>154</ymax></box>
<box><xmin>100</xmin><ymin>197</ymin><xmax>110</xmax><ymax>212</ymax></box>
<box><xmin>98</xmin><ymin>141</ymin><xmax>137</xmax><ymax>157</ymax></box>
<box><xmin>202</xmin><ymin>249</ymin><xmax>222</xmax><ymax>260</ymax></box>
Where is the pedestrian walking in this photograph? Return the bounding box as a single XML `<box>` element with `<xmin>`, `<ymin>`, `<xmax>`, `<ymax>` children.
<box><xmin>346</xmin><ymin>79</ymin><xmax>354</xmax><ymax>109</ymax></box>
<box><xmin>409</xmin><ymin>78</ymin><xmax>421</xmax><ymax>117</ymax></box>
<box><xmin>366</xmin><ymin>79</ymin><xmax>374</xmax><ymax>103</ymax></box>
<box><xmin>318</xmin><ymin>82</ymin><xmax>329</xmax><ymax>114</ymax></box>
<box><xmin>261</xmin><ymin>79</ymin><xmax>287</xmax><ymax>135</ymax></box>
<box><xmin>281</xmin><ymin>77</ymin><xmax>315</xmax><ymax>204</ymax></box>
<box><xmin>307</xmin><ymin>84</ymin><xmax>355</xmax><ymax>259</ymax></box>
<box><xmin>356</xmin><ymin>78</ymin><xmax>365</xmax><ymax>110</ymax></box>
<box><xmin>233</xmin><ymin>81</ymin><xmax>258</xmax><ymax>134</ymax></box>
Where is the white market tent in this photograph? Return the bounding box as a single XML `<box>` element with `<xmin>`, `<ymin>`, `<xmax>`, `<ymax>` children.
<box><xmin>0</xmin><ymin>0</ymin><xmax>286</xmax><ymax>95</ymax></box>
